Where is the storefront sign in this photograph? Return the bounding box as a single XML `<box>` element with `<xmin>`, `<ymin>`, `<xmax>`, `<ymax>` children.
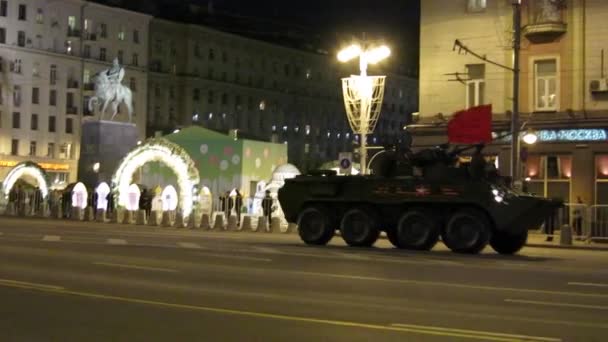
<box><xmin>0</xmin><ymin>160</ymin><xmax>69</xmax><ymax>171</ymax></box>
<box><xmin>538</xmin><ymin>129</ymin><xmax>608</xmax><ymax>142</ymax></box>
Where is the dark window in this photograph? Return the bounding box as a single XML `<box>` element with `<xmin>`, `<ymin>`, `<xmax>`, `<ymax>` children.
<box><xmin>221</xmin><ymin>93</ymin><xmax>228</xmax><ymax>105</ymax></box>
<box><xmin>29</xmin><ymin>141</ymin><xmax>36</xmax><ymax>156</ymax></box>
<box><xmin>31</xmin><ymin>114</ymin><xmax>38</xmax><ymax>130</ymax></box>
<box><xmin>12</xmin><ymin>112</ymin><xmax>20</xmax><ymax>129</ymax></box>
<box><xmin>132</xmin><ymin>53</ymin><xmax>138</xmax><ymax>66</ymax></box>
<box><xmin>48</xmin><ymin>116</ymin><xmax>56</xmax><ymax>132</ymax></box>
<box><xmin>17</xmin><ymin>31</ymin><xmax>25</xmax><ymax>46</ymax></box>
<box><xmin>50</xmin><ymin>65</ymin><xmax>57</xmax><ymax>85</ymax></box>
<box><xmin>117</xmin><ymin>50</ymin><xmax>123</xmax><ymax>64</ymax></box>
<box><xmin>65</xmin><ymin>118</ymin><xmax>73</xmax><ymax>134</ymax></box>
<box><xmin>18</xmin><ymin>4</ymin><xmax>26</xmax><ymax>21</ymax></box>
<box><xmin>0</xmin><ymin>1</ymin><xmax>7</xmax><ymax>17</ymax></box>
<box><xmin>193</xmin><ymin>88</ymin><xmax>200</xmax><ymax>101</ymax></box>
<box><xmin>0</xmin><ymin>27</ymin><xmax>6</xmax><ymax>44</ymax></box>
<box><xmin>130</xmin><ymin>78</ymin><xmax>136</xmax><ymax>92</ymax></box>
<box><xmin>66</xmin><ymin>92</ymin><xmax>74</xmax><ymax>108</ymax></box>
<box><xmin>208</xmin><ymin>90</ymin><xmax>214</xmax><ymax>104</ymax></box>
<box><xmin>208</xmin><ymin>48</ymin><xmax>214</xmax><ymax>60</ymax></box>
<box><xmin>83</xmin><ymin>45</ymin><xmax>91</xmax><ymax>58</ymax></box>
<box><xmin>32</xmin><ymin>87</ymin><xmax>39</xmax><ymax>104</ymax></box>
<box><xmin>99</xmin><ymin>48</ymin><xmax>106</xmax><ymax>61</ymax></box>
<box><xmin>49</xmin><ymin>90</ymin><xmax>56</xmax><ymax>106</ymax></box>
<box><xmin>11</xmin><ymin>139</ymin><xmax>19</xmax><ymax>156</ymax></box>
<box><xmin>13</xmin><ymin>85</ymin><xmax>21</xmax><ymax>106</ymax></box>
<box><xmin>133</xmin><ymin>30</ymin><xmax>139</xmax><ymax>44</ymax></box>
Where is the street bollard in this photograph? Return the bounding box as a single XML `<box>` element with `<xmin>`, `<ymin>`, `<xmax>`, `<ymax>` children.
<box><xmin>287</xmin><ymin>223</ymin><xmax>298</xmax><ymax>234</ymax></box>
<box><xmin>241</xmin><ymin>216</ymin><xmax>253</xmax><ymax>231</ymax></box>
<box><xmin>227</xmin><ymin>215</ymin><xmax>238</xmax><ymax>231</ymax></box>
<box><xmin>136</xmin><ymin>210</ymin><xmax>147</xmax><ymax>225</ymax></box>
<box><xmin>72</xmin><ymin>207</ymin><xmax>83</xmax><ymax>221</ymax></box>
<box><xmin>270</xmin><ymin>217</ymin><xmax>281</xmax><ymax>233</ymax></box>
<box><xmin>111</xmin><ymin>208</ymin><xmax>124</xmax><ymax>224</ymax></box>
<box><xmin>212</xmin><ymin>213</ymin><xmax>225</xmax><ymax>230</ymax></box>
<box><xmin>122</xmin><ymin>210</ymin><xmax>134</xmax><ymax>225</ymax></box>
<box><xmin>257</xmin><ymin>216</ymin><xmax>268</xmax><ymax>232</ymax></box>
<box><xmin>174</xmin><ymin>211</ymin><xmax>186</xmax><ymax>228</ymax></box>
<box><xmin>200</xmin><ymin>213</ymin><xmax>211</xmax><ymax>230</ymax></box>
<box><xmin>560</xmin><ymin>224</ymin><xmax>573</xmax><ymax>246</ymax></box>
<box><xmin>148</xmin><ymin>211</ymin><xmax>160</xmax><ymax>226</ymax></box>
<box><xmin>96</xmin><ymin>209</ymin><xmax>106</xmax><ymax>223</ymax></box>
<box><xmin>84</xmin><ymin>207</ymin><xmax>94</xmax><ymax>221</ymax></box>
<box><xmin>161</xmin><ymin>211</ymin><xmax>173</xmax><ymax>227</ymax></box>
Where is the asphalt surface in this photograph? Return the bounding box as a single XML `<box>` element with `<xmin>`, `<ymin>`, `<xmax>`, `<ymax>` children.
<box><xmin>0</xmin><ymin>217</ymin><xmax>607</xmax><ymax>342</ymax></box>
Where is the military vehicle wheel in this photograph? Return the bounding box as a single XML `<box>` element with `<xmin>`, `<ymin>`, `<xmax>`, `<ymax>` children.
<box><xmin>490</xmin><ymin>230</ymin><xmax>528</xmax><ymax>255</ymax></box>
<box><xmin>394</xmin><ymin>210</ymin><xmax>440</xmax><ymax>250</ymax></box>
<box><xmin>297</xmin><ymin>206</ymin><xmax>334</xmax><ymax>245</ymax></box>
<box><xmin>340</xmin><ymin>208</ymin><xmax>380</xmax><ymax>247</ymax></box>
<box><xmin>443</xmin><ymin>209</ymin><xmax>491</xmax><ymax>254</ymax></box>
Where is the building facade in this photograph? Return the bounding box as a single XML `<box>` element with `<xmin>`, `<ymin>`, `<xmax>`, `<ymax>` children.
<box><xmin>147</xmin><ymin>19</ymin><xmax>417</xmax><ymax>172</ymax></box>
<box><xmin>0</xmin><ymin>0</ymin><xmax>150</xmax><ymax>188</ymax></box>
<box><xmin>419</xmin><ymin>0</ymin><xmax>608</xmax><ymax>205</ymax></box>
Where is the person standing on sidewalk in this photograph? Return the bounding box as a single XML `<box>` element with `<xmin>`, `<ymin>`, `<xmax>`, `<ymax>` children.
<box><xmin>572</xmin><ymin>196</ymin><xmax>584</xmax><ymax>239</ymax></box>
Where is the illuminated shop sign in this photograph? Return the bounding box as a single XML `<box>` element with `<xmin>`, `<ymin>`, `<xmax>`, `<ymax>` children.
<box><xmin>538</xmin><ymin>129</ymin><xmax>608</xmax><ymax>142</ymax></box>
<box><xmin>0</xmin><ymin>160</ymin><xmax>70</xmax><ymax>170</ymax></box>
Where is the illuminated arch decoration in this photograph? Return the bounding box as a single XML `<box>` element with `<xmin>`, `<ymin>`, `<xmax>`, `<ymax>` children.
<box><xmin>1</xmin><ymin>162</ymin><xmax>49</xmax><ymax>200</ymax></box>
<box><xmin>72</xmin><ymin>182</ymin><xmax>88</xmax><ymax>209</ymax></box>
<box><xmin>112</xmin><ymin>139</ymin><xmax>200</xmax><ymax>217</ymax></box>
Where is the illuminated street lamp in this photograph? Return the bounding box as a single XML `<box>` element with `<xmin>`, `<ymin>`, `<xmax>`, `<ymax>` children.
<box><xmin>338</xmin><ymin>42</ymin><xmax>391</xmax><ymax>174</ymax></box>
<box><xmin>522</xmin><ymin>129</ymin><xmax>538</xmax><ymax>145</ymax></box>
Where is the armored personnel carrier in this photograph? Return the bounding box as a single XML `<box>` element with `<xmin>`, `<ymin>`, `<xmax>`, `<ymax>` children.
<box><xmin>278</xmin><ymin>144</ymin><xmax>562</xmax><ymax>254</ymax></box>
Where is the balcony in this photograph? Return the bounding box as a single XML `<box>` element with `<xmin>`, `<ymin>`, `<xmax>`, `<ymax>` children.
<box><xmin>67</xmin><ymin>79</ymin><xmax>79</xmax><ymax>89</ymax></box>
<box><xmin>523</xmin><ymin>1</ymin><xmax>567</xmax><ymax>43</ymax></box>
<box><xmin>67</xmin><ymin>28</ymin><xmax>81</xmax><ymax>38</ymax></box>
<box><xmin>66</xmin><ymin>106</ymin><xmax>78</xmax><ymax>115</ymax></box>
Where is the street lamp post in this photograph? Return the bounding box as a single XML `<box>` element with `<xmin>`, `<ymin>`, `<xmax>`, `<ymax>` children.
<box><xmin>511</xmin><ymin>0</ymin><xmax>522</xmax><ymax>183</ymax></box>
<box><xmin>338</xmin><ymin>43</ymin><xmax>390</xmax><ymax>175</ymax></box>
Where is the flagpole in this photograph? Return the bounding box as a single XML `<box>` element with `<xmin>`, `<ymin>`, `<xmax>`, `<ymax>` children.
<box><xmin>510</xmin><ymin>0</ymin><xmax>522</xmax><ymax>182</ymax></box>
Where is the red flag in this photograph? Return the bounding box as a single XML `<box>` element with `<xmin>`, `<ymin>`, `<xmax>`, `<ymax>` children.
<box><xmin>447</xmin><ymin>104</ymin><xmax>492</xmax><ymax>144</ymax></box>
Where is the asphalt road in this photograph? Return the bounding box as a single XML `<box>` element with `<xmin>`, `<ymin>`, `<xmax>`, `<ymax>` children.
<box><xmin>0</xmin><ymin>217</ymin><xmax>607</xmax><ymax>342</ymax></box>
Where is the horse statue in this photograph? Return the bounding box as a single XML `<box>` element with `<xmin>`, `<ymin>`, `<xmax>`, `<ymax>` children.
<box><xmin>88</xmin><ymin>58</ymin><xmax>134</xmax><ymax>122</ymax></box>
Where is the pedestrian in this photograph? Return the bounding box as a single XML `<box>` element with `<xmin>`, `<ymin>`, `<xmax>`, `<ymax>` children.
<box><xmin>235</xmin><ymin>190</ymin><xmax>243</xmax><ymax>226</ymax></box>
<box><xmin>219</xmin><ymin>193</ymin><xmax>226</xmax><ymax>213</ymax></box>
<box><xmin>61</xmin><ymin>189</ymin><xmax>71</xmax><ymax>218</ymax></box>
<box><xmin>34</xmin><ymin>187</ymin><xmax>42</xmax><ymax>215</ymax></box>
<box><xmin>545</xmin><ymin>211</ymin><xmax>556</xmax><ymax>242</ymax></box>
<box><xmin>572</xmin><ymin>196</ymin><xmax>584</xmax><ymax>239</ymax></box>
<box><xmin>262</xmin><ymin>190</ymin><xmax>273</xmax><ymax>226</ymax></box>
<box><xmin>107</xmin><ymin>192</ymin><xmax>114</xmax><ymax>215</ymax></box>
<box><xmin>226</xmin><ymin>191</ymin><xmax>234</xmax><ymax>218</ymax></box>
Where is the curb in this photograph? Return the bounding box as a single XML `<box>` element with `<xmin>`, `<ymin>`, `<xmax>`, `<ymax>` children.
<box><xmin>525</xmin><ymin>242</ymin><xmax>608</xmax><ymax>252</ymax></box>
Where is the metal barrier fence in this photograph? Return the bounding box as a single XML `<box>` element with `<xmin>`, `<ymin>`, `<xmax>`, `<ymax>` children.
<box><xmin>555</xmin><ymin>204</ymin><xmax>608</xmax><ymax>241</ymax></box>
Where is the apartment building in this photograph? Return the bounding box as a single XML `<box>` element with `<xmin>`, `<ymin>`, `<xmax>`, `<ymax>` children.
<box><xmin>0</xmin><ymin>0</ymin><xmax>150</xmax><ymax>187</ymax></box>
<box><xmin>419</xmin><ymin>0</ymin><xmax>608</xmax><ymax>204</ymax></box>
<box><xmin>147</xmin><ymin>19</ymin><xmax>417</xmax><ymax>172</ymax></box>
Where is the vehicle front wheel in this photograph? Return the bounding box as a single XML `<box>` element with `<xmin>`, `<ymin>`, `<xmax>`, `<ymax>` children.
<box><xmin>490</xmin><ymin>230</ymin><xmax>528</xmax><ymax>255</ymax></box>
<box><xmin>443</xmin><ymin>209</ymin><xmax>491</xmax><ymax>254</ymax></box>
<box><xmin>297</xmin><ymin>206</ymin><xmax>335</xmax><ymax>245</ymax></box>
<box><xmin>394</xmin><ymin>209</ymin><xmax>440</xmax><ymax>250</ymax></box>
<box><xmin>340</xmin><ymin>208</ymin><xmax>380</xmax><ymax>247</ymax></box>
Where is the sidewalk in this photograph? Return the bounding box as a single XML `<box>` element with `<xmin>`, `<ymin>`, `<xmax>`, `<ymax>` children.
<box><xmin>526</xmin><ymin>232</ymin><xmax>608</xmax><ymax>251</ymax></box>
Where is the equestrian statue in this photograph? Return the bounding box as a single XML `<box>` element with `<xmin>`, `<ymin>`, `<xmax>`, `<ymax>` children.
<box><xmin>88</xmin><ymin>58</ymin><xmax>134</xmax><ymax>122</ymax></box>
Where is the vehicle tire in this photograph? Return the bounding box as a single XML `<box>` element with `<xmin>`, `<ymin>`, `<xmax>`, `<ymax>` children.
<box><xmin>297</xmin><ymin>206</ymin><xmax>334</xmax><ymax>245</ymax></box>
<box><xmin>394</xmin><ymin>210</ymin><xmax>440</xmax><ymax>250</ymax></box>
<box><xmin>443</xmin><ymin>209</ymin><xmax>491</xmax><ymax>254</ymax></box>
<box><xmin>490</xmin><ymin>229</ymin><xmax>528</xmax><ymax>255</ymax></box>
<box><xmin>340</xmin><ymin>208</ymin><xmax>380</xmax><ymax>247</ymax></box>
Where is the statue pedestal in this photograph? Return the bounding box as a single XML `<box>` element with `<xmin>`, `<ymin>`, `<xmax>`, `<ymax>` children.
<box><xmin>78</xmin><ymin>120</ymin><xmax>138</xmax><ymax>187</ymax></box>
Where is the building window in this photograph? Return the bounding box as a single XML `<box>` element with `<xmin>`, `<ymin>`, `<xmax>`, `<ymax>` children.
<box><xmin>208</xmin><ymin>90</ymin><xmax>214</xmax><ymax>104</ymax></box>
<box><xmin>0</xmin><ymin>27</ymin><xmax>5</xmax><ymax>44</ymax></box>
<box><xmin>17</xmin><ymin>31</ymin><xmax>25</xmax><ymax>47</ymax></box>
<box><xmin>118</xmin><ymin>26</ymin><xmax>125</xmax><ymax>41</ymax></box>
<box><xmin>99</xmin><ymin>23</ymin><xmax>107</xmax><ymax>38</ymax></box>
<box><xmin>221</xmin><ymin>93</ymin><xmax>228</xmax><ymax>105</ymax></box>
<box><xmin>13</xmin><ymin>86</ymin><xmax>21</xmax><ymax>107</ymax></box>
<box><xmin>130</xmin><ymin>77</ymin><xmax>136</xmax><ymax>92</ymax></box>
<box><xmin>526</xmin><ymin>155</ymin><xmax>571</xmax><ymax>201</ymax></box>
<box><xmin>50</xmin><ymin>65</ymin><xmax>57</xmax><ymax>85</ymax></box>
<box><xmin>0</xmin><ymin>1</ymin><xmax>6</xmax><ymax>17</ymax></box>
<box><xmin>83</xmin><ymin>69</ymin><xmax>91</xmax><ymax>85</ymax></box>
<box><xmin>534</xmin><ymin>59</ymin><xmax>558</xmax><ymax>111</ymax></box>
<box><xmin>132</xmin><ymin>53</ymin><xmax>138</xmax><ymax>66</ymax></box>
<box><xmin>32</xmin><ymin>87</ymin><xmax>39</xmax><ymax>104</ymax></box>
<box><xmin>10</xmin><ymin>59</ymin><xmax>22</xmax><ymax>74</ymax></box>
<box><xmin>47</xmin><ymin>143</ymin><xmax>55</xmax><ymax>158</ymax></box>
<box><xmin>36</xmin><ymin>8</ymin><xmax>43</xmax><ymax>23</ymax></box>
<box><xmin>133</xmin><ymin>29</ymin><xmax>139</xmax><ymax>44</ymax></box>
<box><xmin>18</xmin><ymin>4</ymin><xmax>26</xmax><ymax>21</ymax></box>
<box><xmin>209</xmin><ymin>48</ymin><xmax>215</xmax><ymax>60</ymax></box>
<box><xmin>11</xmin><ymin>112</ymin><xmax>21</xmax><ymax>129</ymax></box>
<box><xmin>154</xmin><ymin>85</ymin><xmax>160</xmax><ymax>97</ymax></box>
<box><xmin>66</xmin><ymin>118</ymin><xmax>73</xmax><ymax>134</ymax></box>
<box><xmin>31</xmin><ymin>114</ymin><xmax>38</xmax><ymax>130</ymax></box>
<box><xmin>66</xmin><ymin>40</ymin><xmax>73</xmax><ymax>54</ymax></box>
<box><xmin>11</xmin><ymin>139</ymin><xmax>19</xmax><ymax>156</ymax></box>
<box><xmin>48</xmin><ymin>116</ymin><xmax>56</xmax><ymax>132</ymax></box>
<box><xmin>117</xmin><ymin>50</ymin><xmax>123</xmax><ymax>64</ymax></box>
<box><xmin>83</xmin><ymin>44</ymin><xmax>91</xmax><ymax>58</ymax></box>
<box><xmin>49</xmin><ymin>90</ymin><xmax>57</xmax><ymax>106</ymax></box>
<box><xmin>169</xmin><ymin>87</ymin><xmax>175</xmax><ymax>100</ymax></box>
<box><xmin>84</xmin><ymin>18</ymin><xmax>92</xmax><ymax>33</ymax></box>
<box><xmin>29</xmin><ymin>141</ymin><xmax>37</xmax><ymax>156</ymax></box>
<box><xmin>59</xmin><ymin>143</ymin><xmax>71</xmax><ymax>159</ymax></box>
<box><xmin>467</xmin><ymin>0</ymin><xmax>486</xmax><ymax>12</ymax></box>
<box><xmin>193</xmin><ymin>88</ymin><xmax>200</xmax><ymax>101</ymax></box>
<box><xmin>466</xmin><ymin>64</ymin><xmax>485</xmax><ymax>108</ymax></box>
<box><xmin>99</xmin><ymin>48</ymin><xmax>106</xmax><ymax>61</ymax></box>
<box><xmin>68</xmin><ymin>16</ymin><xmax>76</xmax><ymax>30</ymax></box>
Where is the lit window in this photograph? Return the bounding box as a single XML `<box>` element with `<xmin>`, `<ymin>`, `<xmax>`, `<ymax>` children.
<box><xmin>305</xmin><ymin>125</ymin><xmax>311</xmax><ymax>135</ymax></box>
<box><xmin>36</xmin><ymin>8</ymin><xmax>43</xmax><ymax>24</ymax></box>
<box><xmin>534</xmin><ymin>59</ymin><xmax>558</xmax><ymax>111</ymax></box>
<box><xmin>467</xmin><ymin>0</ymin><xmax>486</xmax><ymax>13</ymax></box>
<box><xmin>118</xmin><ymin>26</ymin><xmax>125</xmax><ymax>41</ymax></box>
<box><xmin>466</xmin><ymin>64</ymin><xmax>485</xmax><ymax>108</ymax></box>
<box><xmin>259</xmin><ymin>100</ymin><xmax>266</xmax><ymax>111</ymax></box>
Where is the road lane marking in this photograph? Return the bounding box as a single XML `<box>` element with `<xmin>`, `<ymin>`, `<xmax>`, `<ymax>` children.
<box><xmin>0</xmin><ymin>281</ymin><xmax>563</xmax><ymax>341</ymax></box>
<box><xmin>107</xmin><ymin>239</ymin><xmax>127</xmax><ymax>245</ymax></box>
<box><xmin>177</xmin><ymin>242</ymin><xmax>203</xmax><ymax>249</ymax></box>
<box><xmin>331</xmin><ymin>252</ymin><xmax>371</xmax><ymax>260</ymax></box>
<box><xmin>93</xmin><ymin>262</ymin><xmax>178</xmax><ymax>273</ymax></box>
<box><xmin>252</xmin><ymin>246</ymin><xmax>282</xmax><ymax>254</ymax></box>
<box><xmin>390</xmin><ymin>323</ymin><xmax>560</xmax><ymax>342</ymax></box>
<box><xmin>0</xmin><ymin>279</ymin><xmax>65</xmax><ymax>291</ymax></box>
<box><xmin>293</xmin><ymin>271</ymin><xmax>608</xmax><ymax>299</ymax></box>
<box><xmin>42</xmin><ymin>235</ymin><xmax>61</xmax><ymax>242</ymax></box>
<box><xmin>505</xmin><ymin>299</ymin><xmax>608</xmax><ymax>311</ymax></box>
<box><xmin>568</xmin><ymin>282</ymin><xmax>608</xmax><ymax>288</ymax></box>
<box><xmin>194</xmin><ymin>252</ymin><xmax>272</xmax><ymax>262</ymax></box>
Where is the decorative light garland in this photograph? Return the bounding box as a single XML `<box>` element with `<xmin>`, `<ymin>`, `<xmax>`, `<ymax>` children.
<box><xmin>1</xmin><ymin>162</ymin><xmax>49</xmax><ymax>199</ymax></box>
<box><xmin>112</xmin><ymin>139</ymin><xmax>200</xmax><ymax>218</ymax></box>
